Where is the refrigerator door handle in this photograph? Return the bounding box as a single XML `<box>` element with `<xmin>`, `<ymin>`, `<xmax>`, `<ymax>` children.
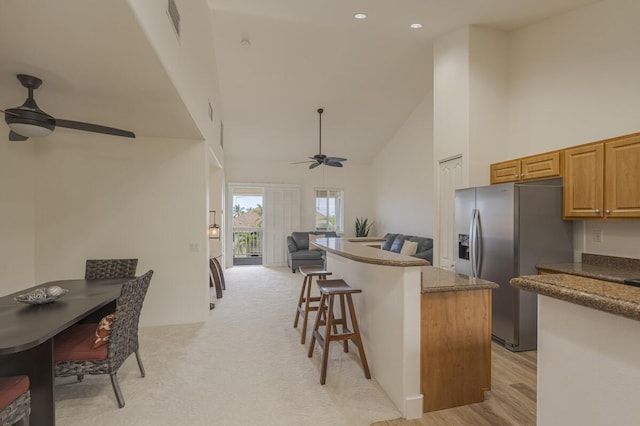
<box><xmin>469</xmin><ymin>209</ymin><xmax>478</xmax><ymax>277</ymax></box>
<box><xmin>474</xmin><ymin>210</ymin><xmax>482</xmax><ymax>277</ymax></box>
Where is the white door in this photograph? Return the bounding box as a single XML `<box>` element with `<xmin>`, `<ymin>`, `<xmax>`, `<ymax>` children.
<box><xmin>438</xmin><ymin>156</ymin><xmax>463</xmax><ymax>270</ymax></box>
<box><xmin>263</xmin><ymin>186</ymin><xmax>300</xmax><ymax>266</ymax></box>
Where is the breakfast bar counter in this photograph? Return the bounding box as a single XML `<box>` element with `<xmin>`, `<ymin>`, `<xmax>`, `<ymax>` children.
<box><xmin>511</xmin><ymin>273</ymin><xmax>640</xmax><ymax>425</ymax></box>
<box><xmin>316</xmin><ymin>237</ymin><xmax>429</xmax><ymax>267</ymax></box>
<box><xmin>312</xmin><ymin>238</ymin><xmax>497</xmax><ymax>417</ymax></box>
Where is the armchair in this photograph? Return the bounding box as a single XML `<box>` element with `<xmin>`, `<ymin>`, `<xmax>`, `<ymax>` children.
<box><xmin>287</xmin><ymin>231</ymin><xmax>337</xmax><ymax>273</ymax></box>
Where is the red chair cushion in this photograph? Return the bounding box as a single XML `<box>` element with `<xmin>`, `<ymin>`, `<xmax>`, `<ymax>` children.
<box><xmin>0</xmin><ymin>375</ymin><xmax>29</xmax><ymax>410</ymax></box>
<box><xmin>54</xmin><ymin>323</ymin><xmax>108</xmax><ymax>362</ymax></box>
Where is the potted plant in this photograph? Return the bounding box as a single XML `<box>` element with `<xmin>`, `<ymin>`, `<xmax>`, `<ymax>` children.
<box><xmin>355</xmin><ymin>217</ymin><xmax>373</xmax><ymax>237</ymax></box>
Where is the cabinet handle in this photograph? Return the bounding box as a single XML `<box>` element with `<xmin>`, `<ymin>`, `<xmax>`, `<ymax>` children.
<box><xmin>605</xmin><ymin>209</ymin><xmax>611</xmax><ymax>214</ymax></box>
<box><xmin>595</xmin><ymin>209</ymin><xmax>601</xmax><ymax>214</ymax></box>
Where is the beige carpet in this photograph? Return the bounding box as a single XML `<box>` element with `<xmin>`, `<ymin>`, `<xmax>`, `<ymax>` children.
<box><xmin>55</xmin><ymin>265</ymin><xmax>401</xmax><ymax>425</ymax></box>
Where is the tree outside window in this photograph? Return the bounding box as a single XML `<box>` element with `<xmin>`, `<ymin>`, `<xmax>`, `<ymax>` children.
<box><xmin>315</xmin><ymin>189</ymin><xmax>344</xmax><ymax>233</ymax></box>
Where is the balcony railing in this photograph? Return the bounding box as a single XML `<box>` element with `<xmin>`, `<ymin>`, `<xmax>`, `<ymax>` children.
<box><xmin>232</xmin><ymin>227</ymin><xmax>263</xmax><ymax>258</ymax></box>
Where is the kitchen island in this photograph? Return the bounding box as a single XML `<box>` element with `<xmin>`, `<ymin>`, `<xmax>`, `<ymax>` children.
<box><xmin>511</xmin><ymin>273</ymin><xmax>640</xmax><ymax>425</ymax></box>
<box><xmin>312</xmin><ymin>238</ymin><xmax>497</xmax><ymax>418</ymax></box>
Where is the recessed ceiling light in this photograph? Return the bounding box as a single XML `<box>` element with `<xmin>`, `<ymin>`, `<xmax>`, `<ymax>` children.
<box><xmin>410</xmin><ymin>23</ymin><xmax>423</xmax><ymax>29</ymax></box>
<box><xmin>354</xmin><ymin>13</ymin><xmax>367</xmax><ymax>20</ymax></box>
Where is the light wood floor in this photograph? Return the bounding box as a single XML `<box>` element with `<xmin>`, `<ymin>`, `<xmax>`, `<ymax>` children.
<box><xmin>373</xmin><ymin>342</ymin><xmax>537</xmax><ymax>426</ymax></box>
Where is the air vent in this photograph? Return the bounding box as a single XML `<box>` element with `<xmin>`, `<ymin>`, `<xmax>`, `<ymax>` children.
<box><xmin>167</xmin><ymin>0</ymin><xmax>180</xmax><ymax>39</ymax></box>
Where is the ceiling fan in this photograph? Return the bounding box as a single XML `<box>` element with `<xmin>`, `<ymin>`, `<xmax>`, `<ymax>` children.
<box><xmin>294</xmin><ymin>108</ymin><xmax>347</xmax><ymax>169</ymax></box>
<box><xmin>1</xmin><ymin>74</ymin><xmax>135</xmax><ymax>141</ymax></box>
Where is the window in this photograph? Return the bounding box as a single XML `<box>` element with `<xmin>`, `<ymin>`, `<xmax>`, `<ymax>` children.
<box><xmin>315</xmin><ymin>188</ymin><xmax>344</xmax><ymax>233</ymax></box>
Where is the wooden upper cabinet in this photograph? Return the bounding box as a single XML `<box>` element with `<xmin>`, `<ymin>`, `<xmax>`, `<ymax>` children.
<box><xmin>491</xmin><ymin>132</ymin><xmax>639</xmax><ymax>220</ymax></box>
<box><xmin>563</xmin><ymin>132</ymin><xmax>640</xmax><ymax>220</ymax></box>
<box><xmin>490</xmin><ymin>159</ymin><xmax>521</xmax><ymax>184</ymax></box>
<box><xmin>490</xmin><ymin>151</ymin><xmax>561</xmax><ymax>184</ymax></box>
<box><xmin>521</xmin><ymin>151</ymin><xmax>562</xmax><ymax>181</ymax></box>
<box><xmin>605</xmin><ymin>134</ymin><xmax>640</xmax><ymax>218</ymax></box>
<box><xmin>563</xmin><ymin>143</ymin><xmax>604</xmax><ymax>219</ymax></box>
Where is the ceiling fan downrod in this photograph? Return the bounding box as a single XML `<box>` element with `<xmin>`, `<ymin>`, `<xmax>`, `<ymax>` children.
<box><xmin>317</xmin><ymin>108</ymin><xmax>323</xmax><ymax>155</ymax></box>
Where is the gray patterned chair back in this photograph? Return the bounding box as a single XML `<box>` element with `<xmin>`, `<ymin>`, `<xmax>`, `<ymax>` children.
<box><xmin>85</xmin><ymin>259</ymin><xmax>138</xmax><ymax>280</ymax></box>
<box><xmin>107</xmin><ymin>270</ymin><xmax>153</xmax><ymax>371</ymax></box>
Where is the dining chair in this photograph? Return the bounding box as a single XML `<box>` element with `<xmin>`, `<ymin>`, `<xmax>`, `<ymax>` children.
<box><xmin>211</xmin><ymin>256</ymin><xmax>226</xmax><ymax>291</ymax></box>
<box><xmin>85</xmin><ymin>259</ymin><xmax>138</xmax><ymax>280</ymax></box>
<box><xmin>0</xmin><ymin>376</ymin><xmax>30</xmax><ymax>426</ymax></box>
<box><xmin>210</xmin><ymin>258</ymin><xmax>223</xmax><ymax>299</ymax></box>
<box><xmin>54</xmin><ymin>270</ymin><xmax>153</xmax><ymax>408</ymax></box>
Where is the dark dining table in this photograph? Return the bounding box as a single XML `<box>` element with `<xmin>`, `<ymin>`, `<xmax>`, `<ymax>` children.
<box><xmin>0</xmin><ymin>278</ymin><xmax>130</xmax><ymax>426</ymax></box>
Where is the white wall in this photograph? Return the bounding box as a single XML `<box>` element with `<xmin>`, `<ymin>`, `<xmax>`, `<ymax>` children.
<box><xmin>469</xmin><ymin>27</ymin><xmax>508</xmax><ymax>187</ymax></box>
<box><xmin>127</xmin><ymin>0</ymin><xmax>224</xmax><ymax>166</ymax></box>
<box><xmin>371</xmin><ymin>93</ymin><xmax>435</xmax><ymax>237</ymax></box>
<box><xmin>508</xmin><ymin>0</ymin><xmax>640</xmax><ymax>258</ymax></box>
<box><xmin>129</xmin><ymin>0</ymin><xmax>228</xmax><ymax>267</ymax></box>
<box><xmin>33</xmin><ymin>133</ymin><xmax>209</xmax><ymax>326</ymax></box>
<box><xmin>433</xmin><ymin>26</ymin><xmax>509</xmax><ymax>188</ymax></box>
<box><xmin>0</xmin><ymin>141</ymin><xmax>36</xmax><ymax>297</ymax></box>
<box><xmin>122</xmin><ymin>0</ymin><xmax>227</xmax><ymax>323</ymax></box>
<box><xmin>225</xmin><ymin>159</ymin><xmax>373</xmax><ymax>237</ymax></box>
<box><xmin>433</xmin><ymin>27</ymin><xmax>470</xmax><ymax>182</ymax></box>
<box><xmin>209</xmin><ymin>167</ymin><xmax>224</xmax><ymax>259</ymax></box>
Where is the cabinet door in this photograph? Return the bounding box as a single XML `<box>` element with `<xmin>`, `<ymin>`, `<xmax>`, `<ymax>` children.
<box><xmin>605</xmin><ymin>135</ymin><xmax>640</xmax><ymax>218</ymax></box>
<box><xmin>521</xmin><ymin>151</ymin><xmax>561</xmax><ymax>181</ymax></box>
<box><xmin>490</xmin><ymin>159</ymin><xmax>521</xmax><ymax>184</ymax></box>
<box><xmin>563</xmin><ymin>143</ymin><xmax>604</xmax><ymax>219</ymax></box>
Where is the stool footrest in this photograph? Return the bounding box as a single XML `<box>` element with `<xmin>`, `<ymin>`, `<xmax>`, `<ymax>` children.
<box><xmin>297</xmin><ymin>306</ymin><xmax>319</xmax><ymax>314</ymax></box>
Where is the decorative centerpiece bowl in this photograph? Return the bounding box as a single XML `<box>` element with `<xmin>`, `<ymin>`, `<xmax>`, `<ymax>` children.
<box><xmin>14</xmin><ymin>286</ymin><xmax>69</xmax><ymax>305</ymax></box>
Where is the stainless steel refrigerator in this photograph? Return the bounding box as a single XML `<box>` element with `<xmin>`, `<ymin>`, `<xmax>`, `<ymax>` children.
<box><xmin>454</xmin><ymin>179</ymin><xmax>573</xmax><ymax>351</ymax></box>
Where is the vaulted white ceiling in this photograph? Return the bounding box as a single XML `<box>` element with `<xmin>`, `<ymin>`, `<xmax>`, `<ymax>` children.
<box><xmin>0</xmin><ymin>0</ymin><xmax>598</xmax><ymax>157</ymax></box>
<box><xmin>209</xmin><ymin>0</ymin><xmax>598</xmax><ymax>164</ymax></box>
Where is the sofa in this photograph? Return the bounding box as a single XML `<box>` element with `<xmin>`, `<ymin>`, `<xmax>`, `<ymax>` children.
<box><xmin>381</xmin><ymin>233</ymin><xmax>433</xmax><ymax>265</ymax></box>
<box><xmin>287</xmin><ymin>231</ymin><xmax>337</xmax><ymax>273</ymax></box>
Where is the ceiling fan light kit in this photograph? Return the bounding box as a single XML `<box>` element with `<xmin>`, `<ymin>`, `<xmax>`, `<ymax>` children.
<box><xmin>293</xmin><ymin>107</ymin><xmax>347</xmax><ymax>169</ymax></box>
<box><xmin>2</xmin><ymin>74</ymin><xmax>135</xmax><ymax>141</ymax></box>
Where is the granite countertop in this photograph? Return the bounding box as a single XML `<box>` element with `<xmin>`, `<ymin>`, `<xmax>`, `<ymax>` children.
<box><xmin>312</xmin><ymin>238</ymin><xmax>429</xmax><ymax>267</ymax></box>
<box><xmin>511</xmin><ymin>274</ymin><xmax>640</xmax><ymax>322</ymax></box>
<box><xmin>537</xmin><ymin>253</ymin><xmax>640</xmax><ymax>283</ymax></box>
<box><xmin>421</xmin><ymin>267</ymin><xmax>499</xmax><ymax>294</ymax></box>
<box><xmin>345</xmin><ymin>237</ymin><xmax>385</xmax><ymax>243</ymax></box>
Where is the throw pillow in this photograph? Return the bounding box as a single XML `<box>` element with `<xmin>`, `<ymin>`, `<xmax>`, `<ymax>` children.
<box><xmin>92</xmin><ymin>313</ymin><xmax>115</xmax><ymax>349</ymax></box>
<box><xmin>400</xmin><ymin>240</ymin><xmax>418</xmax><ymax>256</ymax></box>
<box><xmin>308</xmin><ymin>234</ymin><xmax>325</xmax><ymax>251</ymax></box>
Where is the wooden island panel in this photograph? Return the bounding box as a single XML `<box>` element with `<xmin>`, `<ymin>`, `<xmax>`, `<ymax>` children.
<box><xmin>421</xmin><ymin>288</ymin><xmax>492</xmax><ymax>412</ymax></box>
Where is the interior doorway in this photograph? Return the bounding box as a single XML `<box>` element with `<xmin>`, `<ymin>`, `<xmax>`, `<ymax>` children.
<box><xmin>231</xmin><ymin>187</ymin><xmax>264</xmax><ymax>266</ymax></box>
<box><xmin>438</xmin><ymin>156</ymin><xmax>464</xmax><ymax>270</ymax></box>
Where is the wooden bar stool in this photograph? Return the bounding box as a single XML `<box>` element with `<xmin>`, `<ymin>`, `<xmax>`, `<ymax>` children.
<box><xmin>294</xmin><ymin>266</ymin><xmax>332</xmax><ymax>344</ymax></box>
<box><xmin>307</xmin><ymin>279</ymin><xmax>371</xmax><ymax>385</ymax></box>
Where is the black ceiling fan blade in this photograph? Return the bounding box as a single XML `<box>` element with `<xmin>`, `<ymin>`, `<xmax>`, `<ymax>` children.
<box><xmin>9</xmin><ymin>131</ymin><xmax>28</xmax><ymax>141</ymax></box>
<box><xmin>291</xmin><ymin>160</ymin><xmax>315</xmax><ymax>164</ymax></box>
<box><xmin>309</xmin><ymin>162</ymin><xmax>321</xmax><ymax>169</ymax></box>
<box><xmin>325</xmin><ymin>156</ymin><xmax>347</xmax><ymax>162</ymax></box>
<box><xmin>56</xmin><ymin>119</ymin><xmax>135</xmax><ymax>138</ymax></box>
<box><xmin>325</xmin><ymin>161</ymin><xmax>344</xmax><ymax>167</ymax></box>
